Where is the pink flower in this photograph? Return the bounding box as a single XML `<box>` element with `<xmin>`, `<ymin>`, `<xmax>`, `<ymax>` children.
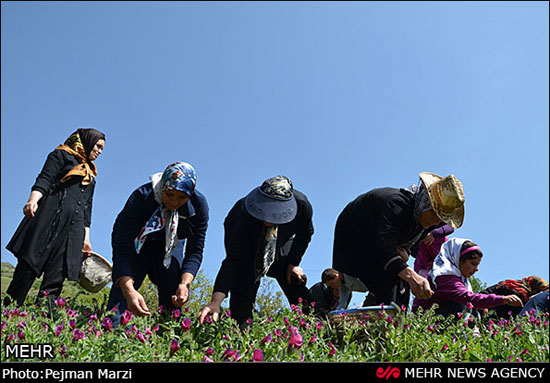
<box><xmin>181</xmin><ymin>317</ymin><xmax>192</xmax><ymax>331</ymax></box>
<box><xmin>288</xmin><ymin>327</ymin><xmax>303</xmax><ymax>349</ymax></box>
<box><xmin>172</xmin><ymin>309</ymin><xmax>181</xmax><ymax>319</ymax></box>
<box><xmin>441</xmin><ymin>344</ymin><xmax>448</xmax><ymax>351</ymax></box>
<box><xmin>309</xmin><ymin>334</ymin><xmax>317</xmax><ymax>344</ymax></box>
<box><xmin>466</xmin><ymin>302</ymin><xmax>474</xmax><ymax>310</ymax></box>
<box><xmin>205</xmin><ymin>347</ymin><xmax>214</xmax><ymax>356</ymax></box>
<box><xmin>274</xmin><ymin>329</ymin><xmax>283</xmax><ymax>337</ymax></box>
<box><xmin>17</xmin><ymin>330</ymin><xmax>25</xmax><ymax>340</ymax></box>
<box><xmin>486</xmin><ymin>358</ymin><xmax>493</xmax><ymax>362</ymax></box>
<box><xmin>252</xmin><ymin>349</ymin><xmax>264</xmax><ymax>362</ymax></box>
<box><xmin>58</xmin><ymin>344</ymin><xmax>67</xmax><ymax>356</ymax></box>
<box><xmin>152</xmin><ymin>323</ymin><xmax>160</xmax><ymax>332</ymax></box>
<box><xmin>170</xmin><ymin>339</ymin><xmax>181</xmax><ymax>354</ymax></box>
<box><xmin>69</xmin><ymin>319</ymin><xmax>76</xmax><ymax>329</ymax></box>
<box><xmin>316</xmin><ymin>322</ymin><xmax>323</xmax><ymax>331</ymax></box>
<box><xmin>203</xmin><ymin>355</ymin><xmax>213</xmax><ymax>362</ymax></box>
<box><xmin>5</xmin><ymin>333</ymin><xmax>15</xmax><ymax>342</ymax></box>
<box><xmin>145</xmin><ymin>327</ymin><xmax>153</xmax><ymax>336</ymax></box>
<box><xmin>283</xmin><ymin>317</ymin><xmax>290</xmax><ymax>325</ymax></box>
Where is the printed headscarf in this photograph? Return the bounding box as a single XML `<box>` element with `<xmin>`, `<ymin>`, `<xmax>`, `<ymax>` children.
<box><xmin>497</xmin><ymin>276</ymin><xmax>549</xmax><ymax>302</ymax></box>
<box><xmin>407</xmin><ymin>182</ymin><xmax>433</xmax><ymax>222</ymax></box>
<box><xmin>135</xmin><ymin>162</ymin><xmax>197</xmax><ymax>269</ymax></box>
<box><xmin>55</xmin><ymin>128</ymin><xmax>105</xmax><ymax>185</ymax></box>
<box><xmin>429</xmin><ymin>237</ymin><xmax>473</xmax><ymax>291</ymax></box>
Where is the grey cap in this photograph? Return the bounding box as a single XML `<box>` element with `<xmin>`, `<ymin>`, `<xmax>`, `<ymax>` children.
<box><xmin>244</xmin><ymin>176</ymin><xmax>298</xmax><ymax>224</ymax></box>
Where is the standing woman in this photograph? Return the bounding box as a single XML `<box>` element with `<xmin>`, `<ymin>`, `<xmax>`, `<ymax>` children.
<box><xmin>5</xmin><ymin>128</ymin><xmax>106</xmax><ymax>306</ymax></box>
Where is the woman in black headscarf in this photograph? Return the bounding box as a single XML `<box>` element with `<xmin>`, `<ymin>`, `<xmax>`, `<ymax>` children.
<box><xmin>5</xmin><ymin>128</ymin><xmax>106</xmax><ymax>306</ymax></box>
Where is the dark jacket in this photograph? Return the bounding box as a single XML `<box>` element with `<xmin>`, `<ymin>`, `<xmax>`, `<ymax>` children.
<box><xmin>111</xmin><ymin>182</ymin><xmax>209</xmax><ymax>283</ymax></box>
<box><xmin>213</xmin><ymin>190</ymin><xmax>314</xmax><ymax>295</ymax></box>
<box><xmin>7</xmin><ymin>149</ymin><xmax>95</xmax><ymax>281</ymax></box>
<box><xmin>309</xmin><ymin>281</ymin><xmax>345</xmax><ymax>315</ymax></box>
<box><xmin>333</xmin><ymin>187</ymin><xmax>435</xmax><ymax>286</ymax></box>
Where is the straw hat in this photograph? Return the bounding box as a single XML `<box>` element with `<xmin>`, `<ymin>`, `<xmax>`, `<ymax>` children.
<box><xmin>79</xmin><ymin>252</ymin><xmax>112</xmax><ymax>293</ymax></box>
<box><xmin>419</xmin><ymin>172</ymin><xmax>465</xmax><ymax>229</ymax></box>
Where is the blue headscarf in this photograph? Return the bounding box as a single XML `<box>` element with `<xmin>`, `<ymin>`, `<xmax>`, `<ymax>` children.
<box><xmin>135</xmin><ymin>162</ymin><xmax>197</xmax><ymax>269</ymax></box>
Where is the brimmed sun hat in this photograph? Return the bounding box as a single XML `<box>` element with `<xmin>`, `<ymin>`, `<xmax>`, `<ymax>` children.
<box><xmin>244</xmin><ymin>176</ymin><xmax>297</xmax><ymax>224</ymax></box>
<box><xmin>79</xmin><ymin>252</ymin><xmax>112</xmax><ymax>293</ymax></box>
<box><xmin>419</xmin><ymin>172</ymin><xmax>465</xmax><ymax>229</ymax></box>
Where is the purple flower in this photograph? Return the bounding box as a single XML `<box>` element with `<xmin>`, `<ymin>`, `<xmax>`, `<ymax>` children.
<box><xmin>274</xmin><ymin>329</ymin><xmax>283</xmax><ymax>337</ymax></box>
<box><xmin>252</xmin><ymin>349</ymin><xmax>264</xmax><ymax>362</ymax></box>
<box><xmin>309</xmin><ymin>334</ymin><xmax>317</xmax><ymax>344</ymax></box>
<box><xmin>55</xmin><ymin>297</ymin><xmax>66</xmax><ymax>307</ymax></box>
<box><xmin>261</xmin><ymin>334</ymin><xmax>272</xmax><ymax>344</ymax></box>
<box><xmin>222</xmin><ymin>347</ymin><xmax>241</xmax><ymax>362</ymax></box>
<box><xmin>69</xmin><ymin>319</ymin><xmax>76</xmax><ymax>329</ymax></box>
<box><xmin>72</xmin><ymin>329</ymin><xmax>85</xmax><ymax>340</ymax></box>
<box><xmin>328</xmin><ymin>342</ymin><xmax>336</xmax><ymax>356</ymax></box>
<box><xmin>172</xmin><ymin>309</ymin><xmax>181</xmax><ymax>320</ymax></box>
<box><xmin>441</xmin><ymin>344</ymin><xmax>449</xmax><ymax>351</ymax></box>
<box><xmin>181</xmin><ymin>317</ymin><xmax>192</xmax><ymax>331</ymax></box>
<box><xmin>121</xmin><ymin>310</ymin><xmax>133</xmax><ymax>325</ymax></box>
<box><xmin>5</xmin><ymin>333</ymin><xmax>15</xmax><ymax>342</ymax></box>
<box><xmin>17</xmin><ymin>330</ymin><xmax>25</xmax><ymax>340</ymax></box>
<box><xmin>205</xmin><ymin>347</ymin><xmax>214</xmax><ymax>356</ymax></box>
<box><xmin>55</xmin><ymin>323</ymin><xmax>64</xmax><ymax>336</ymax></box>
<box><xmin>283</xmin><ymin>317</ymin><xmax>290</xmax><ymax>325</ymax></box>
<box><xmin>58</xmin><ymin>344</ymin><xmax>67</xmax><ymax>356</ymax></box>
<box><xmin>170</xmin><ymin>339</ymin><xmax>181</xmax><ymax>354</ymax></box>
<box><xmin>135</xmin><ymin>331</ymin><xmax>146</xmax><ymax>343</ymax></box>
<box><xmin>101</xmin><ymin>317</ymin><xmax>113</xmax><ymax>331</ymax></box>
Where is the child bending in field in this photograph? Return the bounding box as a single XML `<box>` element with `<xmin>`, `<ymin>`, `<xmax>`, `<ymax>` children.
<box><xmin>412</xmin><ymin>238</ymin><xmax>523</xmax><ymax>317</ymax></box>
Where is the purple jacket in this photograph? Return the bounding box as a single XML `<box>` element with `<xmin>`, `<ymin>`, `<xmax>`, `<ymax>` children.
<box><xmin>412</xmin><ymin>275</ymin><xmax>505</xmax><ymax>312</ymax></box>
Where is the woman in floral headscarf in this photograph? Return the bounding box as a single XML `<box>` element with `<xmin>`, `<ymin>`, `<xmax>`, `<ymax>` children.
<box><xmin>107</xmin><ymin>162</ymin><xmax>209</xmax><ymax>327</ymax></box>
<box><xmin>481</xmin><ymin>275</ymin><xmax>548</xmax><ymax>318</ymax></box>
<box><xmin>5</xmin><ymin>128</ymin><xmax>106</xmax><ymax>306</ymax></box>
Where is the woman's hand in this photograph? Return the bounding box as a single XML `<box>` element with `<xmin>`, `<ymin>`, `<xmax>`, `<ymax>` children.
<box><xmin>287</xmin><ymin>264</ymin><xmax>307</xmax><ymax>285</ymax></box>
<box><xmin>198</xmin><ymin>292</ymin><xmax>226</xmax><ymax>324</ymax></box>
<box><xmin>503</xmin><ymin>295</ymin><xmax>524</xmax><ymax>307</ymax></box>
<box><xmin>119</xmin><ymin>277</ymin><xmax>151</xmax><ymax>317</ymax></box>
<box><xmin>23</xmin><ymin>191</ymin><xmax>43</xmax><ymax>217</ymax></box>
<box><xmin>82</xmin><ymin>227</ymin><xmax>92</xmax><ymax>256</ymax></box>
<box><xmin>172</xmin><ymin>283</ymin><xmax>190</xmax><ymax>308</ymax></box>
<box><xmin>422</xmin><ymin>232</ymin><xmax>435</xmax><ymax>246</ymax></box>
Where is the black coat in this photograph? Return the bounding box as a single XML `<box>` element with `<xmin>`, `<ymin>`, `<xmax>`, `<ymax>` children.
<box><xmin>213</xmin><ymin>190</ymin><xmax>314</xmax><ymax>295</ymax></box>
<box><xmin>332</xmin><ymin>187</ymin><xmax>434</xmax><ymax>287</ymax></box>
<box><xmin>6</xmin><ymin>150</ymin><xmax>95</xmax><ymax>281</ymax></box>
<box><xmin>110</xmin><ymin>182</ymin><xmax>209</xmax><ymax>283</ymax></box>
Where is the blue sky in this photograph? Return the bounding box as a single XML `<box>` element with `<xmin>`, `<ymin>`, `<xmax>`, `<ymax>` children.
<box><xmin>1</xmin><ymin>2</ymin><xmax>548</xmax><ymax>308</ymax></box>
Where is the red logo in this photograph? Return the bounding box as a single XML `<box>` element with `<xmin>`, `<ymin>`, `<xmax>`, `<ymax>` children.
<box><xmin>376</xmin><ymin>366</ymin><xmax>401</xmax><ymax>380</ymax></box>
